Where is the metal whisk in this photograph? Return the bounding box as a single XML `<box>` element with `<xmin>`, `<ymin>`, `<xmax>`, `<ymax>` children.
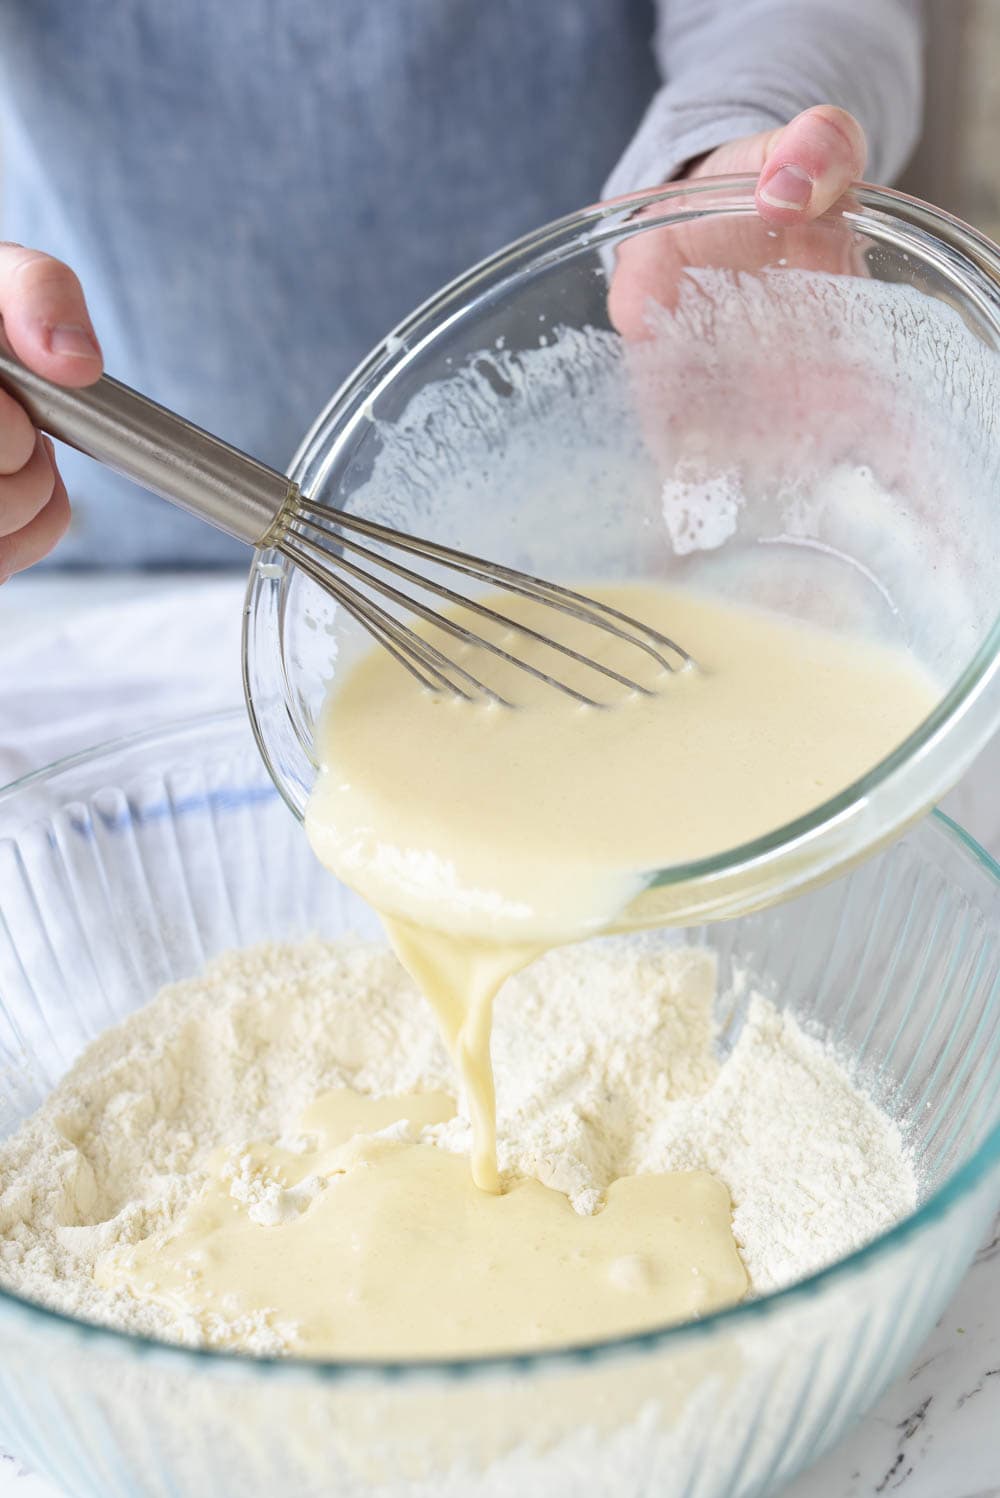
<box><xmin>0</xmin><ymin>350</ymin><xmax>692</xmax><ymax>706</ymax></box>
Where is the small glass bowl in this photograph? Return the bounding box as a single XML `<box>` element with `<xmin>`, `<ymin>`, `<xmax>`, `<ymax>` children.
<box><xmin>244</xmin><ymin>178</ymin><xmax>1000</xmax><ymax>925</ymax></box>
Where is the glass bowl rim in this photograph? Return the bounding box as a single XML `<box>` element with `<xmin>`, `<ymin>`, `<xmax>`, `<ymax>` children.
<box><xmin>0</xmin><ymin>705</ymin><xmax>998</xmax><ymax>1385</ymax></box>
<box><xmin>244</xmin><ymin>175</ymin><xmax>1000</xmax><ymax>900</ymax></box>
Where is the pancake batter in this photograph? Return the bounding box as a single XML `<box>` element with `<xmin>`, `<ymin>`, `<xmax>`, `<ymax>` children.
<box><xmin>306</xmin><ymin>583</ymin><xmax>936</xmax><ymax>1189</ymax></box>
<box><xmin>100</xmin><ymin>1087</ymin><xmax>747</xmax><ymax>1357</ymax></box>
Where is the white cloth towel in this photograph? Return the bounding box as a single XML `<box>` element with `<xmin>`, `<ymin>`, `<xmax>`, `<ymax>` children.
<box><xmin>0</xmin><ymin>577</ymin><xmax>245</xmax><ymax>789</ymax></box>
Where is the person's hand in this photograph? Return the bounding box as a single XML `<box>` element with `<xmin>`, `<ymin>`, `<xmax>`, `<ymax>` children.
<box><xmin>692</xmin><ymin>104</ymin><xmax>867</xmax><ymax>224</ymax></box>
<box><xmin>0</xmin><ymin>245</ymin><xmax>103</xmax><ymax>581</ymax></box>
<box><xmin>609</xmin><ymin>106</ymin><xmax>868</xmax><ymax>340</ymax></box>
<box><xmin>606</xmin><ymin>107</ymin><xmax>877</xmax><ymax>500</ymax></box>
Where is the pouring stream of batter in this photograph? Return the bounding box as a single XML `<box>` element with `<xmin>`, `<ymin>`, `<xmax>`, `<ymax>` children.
<box><xmin>306</xmin><ymin>582</ymin><xmax>936</xmax><ymax>1190</ymax></box>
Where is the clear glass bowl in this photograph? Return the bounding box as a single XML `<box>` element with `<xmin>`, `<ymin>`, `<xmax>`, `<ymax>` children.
<box><xmin>0</xmin><ymin>709</ymin><xmax>998</xmax><ymax>1498</ymax></box>
<box><xmin>245</xmin><ymin>179</ymin><xmax>1000</xmax><ymax>925</ymax></box>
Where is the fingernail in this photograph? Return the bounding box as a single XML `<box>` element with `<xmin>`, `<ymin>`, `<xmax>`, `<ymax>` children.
<box><xmin>759</xmin><ymin>164</ymin><xmax>813</xmax><ymax>212</ymax></box>
<box><xmin>46</xmin><ymin>323</ymin><xmax>99</xmax><ymax>359</ymax></box>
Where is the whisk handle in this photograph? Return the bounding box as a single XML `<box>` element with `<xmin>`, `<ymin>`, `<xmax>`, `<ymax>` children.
<box><xmin>0</xmin><ymin>342</ymin><xmax>293</xmax><ymax>547</ymax></box>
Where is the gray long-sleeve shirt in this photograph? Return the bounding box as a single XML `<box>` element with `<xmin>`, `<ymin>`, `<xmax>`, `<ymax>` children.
<box><xmin>0</xmin><ymin>0</ymin><xmax>922</xmax><ymax>567</ymax></box>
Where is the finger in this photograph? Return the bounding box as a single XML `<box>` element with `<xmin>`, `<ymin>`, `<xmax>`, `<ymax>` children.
<box><xmin>0</xmin><ymin>384</ymin><xmax>40</xmax><ymax>474</ymax></box>
<box><xmin>0</xmin><ymin>244</ymin><xmax>103</xmax><ymax>387</ymax></box>
<box><xmin>0</xmin><ymin>469</ymin><xmax>69</xmax><ymax>581</ymax></box>
<box><xmin>0</xmin><ymin>434</ymin><xmax>58</xmax><ymax>537</ymax></box>
<box><xmin>756</xmin><ymin>107</ymin><xmax>867</xmax><ymax>225</ymax></box>
<box><xmin>607</xmin><ymin>228</ymin><xmax>677</xmax><ymax>340</ymax></box>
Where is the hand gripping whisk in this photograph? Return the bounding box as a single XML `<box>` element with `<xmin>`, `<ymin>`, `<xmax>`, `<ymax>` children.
<box><xmin>0</xmin><ymin>350</ymin><xmax>693</xmax><ymax>707</ymax></box>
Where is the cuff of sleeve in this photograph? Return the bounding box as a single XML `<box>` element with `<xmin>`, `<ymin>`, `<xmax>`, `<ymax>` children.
<box><xmin>602</xmin><ymin>98</ymin><xmax>784</xmax><ymax>202</ymax></box>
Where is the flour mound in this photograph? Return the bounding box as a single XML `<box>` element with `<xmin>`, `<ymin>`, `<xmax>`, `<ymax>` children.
<box><xmin>0</xmin><ymin>939</ymin><xmax>915</xmax><ymax>1351</ymax></box>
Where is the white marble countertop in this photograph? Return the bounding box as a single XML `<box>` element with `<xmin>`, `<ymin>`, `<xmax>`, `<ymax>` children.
<box><xmin>0</xmin><ymin>573</ymin><xmax>997</xmax><ymax>1498</ymax></box>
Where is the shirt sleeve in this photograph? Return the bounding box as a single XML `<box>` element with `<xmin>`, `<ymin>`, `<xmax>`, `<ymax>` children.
<box><xmin>603</xmin><ymin>0</ymin><xmax>924</xmax><ymax>200</ymax></box>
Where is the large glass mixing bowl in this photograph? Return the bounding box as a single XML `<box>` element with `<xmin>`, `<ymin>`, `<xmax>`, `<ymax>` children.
<box><xmin>245</xmin><ymin>179</ymin><xmax>1000</xmax><ymax>925</ymax></box>
<box><xmin>0</xmin><ymin>711</ymin><xmax>998</xmax><ymax>1498</ymax></box>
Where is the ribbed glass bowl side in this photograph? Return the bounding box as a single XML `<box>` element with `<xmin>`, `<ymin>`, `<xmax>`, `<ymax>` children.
<box><xmin>0</xmin><ymin>711</ymin><xmax>997</xmax><ymax>1498</ymax></box>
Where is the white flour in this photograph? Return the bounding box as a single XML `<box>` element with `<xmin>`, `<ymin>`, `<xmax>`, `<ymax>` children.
<box><xmin>0</xmin><ymin>939</ymin><xmax>915</xmax><ymax>1353</ymax></box>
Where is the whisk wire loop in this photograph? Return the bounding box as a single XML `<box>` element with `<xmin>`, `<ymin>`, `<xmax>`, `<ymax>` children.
<box><xmin>283</xmin><ymin>493</ymin><xmax>693</xmax><ymax>706</ymax></box>
<box><xmin>280</xmin><ymin>540</ymin><xmax>505</xmax><ymax>702</ymax></box>
<box><xmin>288</xmin><ymin>522</ymin><xmax>656</xmax><ymax>705</ymax></box>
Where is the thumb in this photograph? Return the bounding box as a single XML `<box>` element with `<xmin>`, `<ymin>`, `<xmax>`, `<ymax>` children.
<box><xmin>0</xmin><ymin>244</ymin><xmax>103</xmax><ymax>387</ymax></box>
<box><xmin>755</xmin><ymin>107</ymin><xmax>867</xmax><ymax>225</ymax></box>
